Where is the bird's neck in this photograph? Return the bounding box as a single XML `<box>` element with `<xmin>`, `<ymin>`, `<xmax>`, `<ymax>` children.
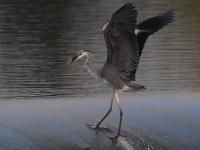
<box><xmin>84</xmin><ymin>54</ymin><xmax>97</xmax><ymax>79</ymax></box>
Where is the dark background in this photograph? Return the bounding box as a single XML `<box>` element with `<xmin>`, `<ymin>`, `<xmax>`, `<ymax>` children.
<box><xmin>0</xmin><ymin>0</ymin><xmax>200</xmax><ymax>99</ymax></box>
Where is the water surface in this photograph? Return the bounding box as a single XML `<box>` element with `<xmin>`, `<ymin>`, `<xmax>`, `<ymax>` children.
<box><xmin>0</xmin><ymin>1</ymin><xmax>200</xmax><ymax>149</ymax></box>
<box><xmin>0</xmin><ymin>93</ymin><xmax>199</xmax><ymax>150</ymax></box>
<box><xmin>0</xmin><ymin>0</ymin><xmax>200</xmax><ymax>99</ymax></box>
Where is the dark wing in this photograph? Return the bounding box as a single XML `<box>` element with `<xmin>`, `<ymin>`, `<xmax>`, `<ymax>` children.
<box><xmin>102</xmin><ymin>3</ymin><xmax>139</xmax><ymax>83</ymax></box>
<box><xmin>136</xmin><ymin>11</ymin><xmax>175</xmax><ymax>53</ymax></box>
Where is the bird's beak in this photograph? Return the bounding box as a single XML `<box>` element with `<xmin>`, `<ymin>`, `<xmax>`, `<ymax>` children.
<box><xmin>66</xmin><ymin>51</ymin><xmax>88</xmax><ymax>64</ymax></box>
<box><xmin>66</xmin><ymin>54</ymin><xmax>78</xmax><ymax>64</ymax></box>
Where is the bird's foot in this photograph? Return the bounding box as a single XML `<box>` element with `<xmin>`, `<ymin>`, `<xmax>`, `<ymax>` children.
<box><xmin>86</xmin><ymin>123</ymin><xmax>101</xmax><ymax>130</ymax></box>
<box><xmin>86</xmin><ymin>123</ymin><xmax>113</xmax><ymax>132</ymax></box>
<box><xmin>108</xmin><ymin>134</ymin><xmax>126</xmax><ymax>143</ymax></box>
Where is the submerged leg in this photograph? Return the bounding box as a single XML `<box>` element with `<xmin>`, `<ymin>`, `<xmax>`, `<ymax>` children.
<box><xmin>87</xmin><ymin>91</ymin><xmax>114</xmax><ymax>130</ymax></box>
<box><xmin>108</xmin><ymin>90</ymin><xmax>125</xmax><ymax>142</ymax></box>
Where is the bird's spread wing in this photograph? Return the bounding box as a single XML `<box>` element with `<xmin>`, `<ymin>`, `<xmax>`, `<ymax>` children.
<box><xmin>102</xmin><ymin>3</ymin><xmax>140</xmax><ymax>82</ymax></box>
<box><xmin>136</xmin><ymin>11</ymin><xmax>175</xmax><ymax>52</ymax></box>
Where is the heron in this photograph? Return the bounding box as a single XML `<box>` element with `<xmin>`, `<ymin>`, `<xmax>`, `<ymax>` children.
<box><xmin>67</xmin><ymin>3</ymin><xmax>175</xmax><ymax>142</ymax></box>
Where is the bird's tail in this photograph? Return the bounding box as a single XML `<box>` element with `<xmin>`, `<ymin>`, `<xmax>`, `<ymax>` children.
<box><xmin>127</xmin><ymin>82</ymin><xmax>146</xmax><ymax>91</ymax></box>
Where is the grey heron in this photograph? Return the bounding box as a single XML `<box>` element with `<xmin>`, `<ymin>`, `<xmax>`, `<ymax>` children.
<box><xmin>67</xmin><ymin>3</ymin><xmax>175</xmax><ymax>142</ymax></box>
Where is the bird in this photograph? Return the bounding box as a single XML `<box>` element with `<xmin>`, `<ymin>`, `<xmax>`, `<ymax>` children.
<box><xmin>67</xmin><ymin>3</ymin><xmax>175</xmax><ymax>142</ymax></box>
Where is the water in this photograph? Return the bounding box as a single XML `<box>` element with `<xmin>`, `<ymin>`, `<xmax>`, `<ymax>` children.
<box><xmin>0</xmin><ymin>1</ymin><xmax>200</xmax><ymax>150</ymax></box>
<box><xmin>0</xmin><ymin>0</ymin><xmax>200</xmax><ymax>99</ymax></box>
<box><xmin>0</xmin><ymin>93</ymin><xmax>199</xmax><ymax>150</ymax></box>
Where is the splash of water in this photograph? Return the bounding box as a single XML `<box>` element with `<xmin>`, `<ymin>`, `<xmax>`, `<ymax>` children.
<box><xmin>117</xmin><ymin>137</ymin><xmax>135</xmax><ymax>150</ymax></box>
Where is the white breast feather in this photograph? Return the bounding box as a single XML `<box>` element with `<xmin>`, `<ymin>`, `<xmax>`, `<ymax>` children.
<box><xmin>103</xmin><ymin>22</ymin><xmax>109</xmax><ymax>31</ymax></box>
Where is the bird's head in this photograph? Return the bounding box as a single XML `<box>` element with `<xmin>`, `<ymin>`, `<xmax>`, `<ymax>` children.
<box><xmin>66</xmin><ymin>50</ymin><xmax>94</xmax><ymax>64</ymax></box>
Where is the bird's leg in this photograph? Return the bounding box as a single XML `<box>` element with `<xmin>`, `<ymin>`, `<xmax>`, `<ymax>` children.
<box><xmin>96</xmin><ymin>96</ymin><xmax>113</xmax><ymax>128</ymax></box>
<box><xmin>108</xmin><ymin>90</ymin><xmax>125</xmax><ymax>143</ymax></box>
<box><xmin>87</xmin><ymin>92</ymin><xmax>114</xmax><ymax>131</ymax></box>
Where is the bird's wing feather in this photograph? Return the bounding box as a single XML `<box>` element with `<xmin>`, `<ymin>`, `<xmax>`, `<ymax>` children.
<box><xmin>102</xmin><ymin>3</ymin><xmax>139</xmax><ymax>82</ymax></box>
<box><xmin>136</xmin><ymin>11</ymin><xmax>175</xmax><ymax>52</ymax></box>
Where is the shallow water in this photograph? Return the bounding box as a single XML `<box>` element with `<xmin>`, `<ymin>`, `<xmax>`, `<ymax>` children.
<box><xmin>0</xmin><ymin>0</ymin><xmax>200</xmax><ymax>99</ymax></box>
<box><xmin>0</xmin><ymin>1</ymin><xmax>200</xmax><ymax>150</ymax></box>
<box><xmin>0</xmin><ymin>93</ymin><xmax>199</xmax><ymax>150</ymax></box>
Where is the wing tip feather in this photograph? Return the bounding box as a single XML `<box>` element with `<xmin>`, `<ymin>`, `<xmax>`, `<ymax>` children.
<box><xmin>163</xmin><ymin>10</ymin><xmax>176</xmax><ymax>22</ymax></box>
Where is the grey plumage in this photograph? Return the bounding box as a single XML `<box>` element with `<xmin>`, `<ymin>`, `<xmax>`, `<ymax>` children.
<box><xmin>100</xmin><ymin>3</ymin><xmax>140</xmax><ymax>88</ymax></box>
<box><xmin>100</xmin><ymin>4</ymin><xmax>175</xmax><ymax>87</ymax></box>
<box><xmin>67</xmin><ymin>3</ymin><xmax>175</xmax><ymax>142</ymax></box>
<box><xmin>136</xmin><ymin>11</ymin><xmax>176</xmax><ymax>52</ymax></box>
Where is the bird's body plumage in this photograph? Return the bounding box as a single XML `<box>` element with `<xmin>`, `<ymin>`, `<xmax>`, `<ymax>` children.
<box><xmin>100</xmin><ymin>3</ymin><xmax>140</xmax><ymax>90</ymax></box>
<box><xmin>67</xmin><ymin>3</ymin><xmax>175</xmax><ymax>142</ymax></box>
<box><xmin>99</xmin><ymin>3</ymin><xmax>175</xmax><ymax>91</ymax></box>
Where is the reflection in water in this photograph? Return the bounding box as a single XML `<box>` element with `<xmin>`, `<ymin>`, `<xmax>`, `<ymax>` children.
<box><xmin>0</xmin><ymin>0</ymin><xmax>200</xmax><ymax>99</ymax></box>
